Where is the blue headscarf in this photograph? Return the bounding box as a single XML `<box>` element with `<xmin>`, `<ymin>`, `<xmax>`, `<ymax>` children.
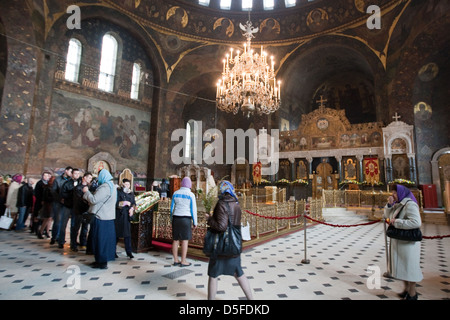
<box><xmin>98</xmin><ymin>169</ymin><xmax>114</xmax><ymax>193</ymax></box>
<box><xmin>219</xmin><ymin>180</ymin><xmax>238</xmax><ymax>201</ymax></box>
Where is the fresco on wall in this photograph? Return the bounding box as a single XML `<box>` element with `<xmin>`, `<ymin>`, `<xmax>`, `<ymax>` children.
<box><xmin>44</xmin><ymin>89</ymin><xmax>150</xmax><ymax>174</ymax></box>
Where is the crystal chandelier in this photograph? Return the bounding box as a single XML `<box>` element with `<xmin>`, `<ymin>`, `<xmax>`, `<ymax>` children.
<box><xmin>216</xmin><ymin>20</ymin><xmax>281</xmax><ymax>118</ymax></box>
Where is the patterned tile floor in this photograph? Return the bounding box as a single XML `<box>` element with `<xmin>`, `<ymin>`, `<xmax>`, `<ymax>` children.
<box><xmin>0</xmin><ymin>214</ymin><xmax>449</xmax><ymax>300</ymax></box>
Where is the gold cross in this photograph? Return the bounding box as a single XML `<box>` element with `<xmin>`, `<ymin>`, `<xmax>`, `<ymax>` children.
<box><xmin>316</xmin><ymin>95</ymin><xmax>327</xmax><ymax>107</ymax></box>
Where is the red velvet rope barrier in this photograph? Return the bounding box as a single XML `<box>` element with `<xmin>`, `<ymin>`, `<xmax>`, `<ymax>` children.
<box><xmin>243</xmin><ymin>209</ymin><xmax>450</xmax><ymax>239</ymax></box>
<box><xmin>244</xmin><ymin>209</ymin><xmax>303</xmax><ymax>220</ymax></box>
<box><xmin>303</xmin><ymin>214</ymin><xmax>381</xmax><ymax>227</ymax></box>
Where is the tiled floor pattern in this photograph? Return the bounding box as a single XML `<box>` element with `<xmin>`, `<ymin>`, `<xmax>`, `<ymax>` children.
<box><xmin>0</xmin><ymin>215</ymin><xmax>449</xmax><ymax>300</ymax></box>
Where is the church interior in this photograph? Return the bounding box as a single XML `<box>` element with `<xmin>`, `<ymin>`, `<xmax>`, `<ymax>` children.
<box><xmin>0</xmin><ymin>0</ymin><xmax>449</xmax><ymax>301</ymax></box>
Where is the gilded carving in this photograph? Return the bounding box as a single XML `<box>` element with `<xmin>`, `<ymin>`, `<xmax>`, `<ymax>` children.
<box><xmin>260</xmin><ymin>18</ymin><xmax>281</xmax><ymax>37</ymax></box>
<box><xmin>166</xmin><ymin>6</ymin><xmax>188</xmax><ymax>28</ymax></box>
<box><xmin>280</xmin><ymin>104</ymin><xmax>383</xmax><ymax>152</ymax></box>
<box><xmin>213</xmin><ymin>18</ymin><xmax>234</xmax><ymax>38</ymax></box>
<box><xmin>306</xmin><ymin>8</ymin><xmax>329</xmax><ymax>33</ymax></box>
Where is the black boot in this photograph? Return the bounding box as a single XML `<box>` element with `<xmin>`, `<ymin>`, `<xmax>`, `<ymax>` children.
<box><xmin>405</xmin><ymin>293</ymin><xmax>418</xmax><ymax>300</ymax></box>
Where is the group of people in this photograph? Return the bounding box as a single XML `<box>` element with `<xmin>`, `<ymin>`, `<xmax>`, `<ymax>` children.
<box><xmin>1</xmin><ymin>168</ymin><xmax>423</xmax><ymax>300</ymax></box>
<box><xmin>170</xmin><ymin>178</ymin><xmax>422</xmax><ymax>300</ymax></box>
<box><xmin>170</xmin><ymin>177</ymin><xmax>253</xmax><ymax>300</ymax></box>
<box><xmin>0</xmin><ymin>167</ymin><xmax>136</xmax><ymax>270</ymax></box>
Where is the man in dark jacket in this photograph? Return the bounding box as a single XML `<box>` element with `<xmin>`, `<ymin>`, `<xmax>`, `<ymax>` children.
<box><xmin>71</xmin><ymin>172</ymin><xmax>93</xmax><ymax>252</ymax></box>
<box><xmin>33</xmin><ymin>171</ymin><xmax>52</xmax><ymax>235</ymax></box>
<box><xmin>51</xmin><ymin>166</ymin><xmax>73</xmax><ymax>245</ymax></box>
<box><xmin>57</xmin><ymin>168</ymin><xmax>80</xmax><ymax>248</ymax></box>
<box><xmin>15</xmin><ymin>178</ymin><xmax>34</xmax><ymax>231</ymax></box>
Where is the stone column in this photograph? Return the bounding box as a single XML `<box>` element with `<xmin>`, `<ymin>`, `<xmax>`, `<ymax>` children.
<box><xmin>385</xmin><ymin>157</ymin><xmax>392</xmax><ymax>182</ymax></box>
<box><xmin>289</xmin><ymin>157</ymin><xmax>296</xmax><ymax>181</ymax></box>
<box><xmin>335</xmin><ymin>155</ymin><xmax>342</xmax><ymax>183</ymax></box>
<box><xmin>408</xmin><ymin>153</ymin><xmax>417</xmax><ymax>183</ymax></box>
<box><xmin>356</xmin><ymin>155</ymin><xmax>364</xmax><ymax>183</ymax></box>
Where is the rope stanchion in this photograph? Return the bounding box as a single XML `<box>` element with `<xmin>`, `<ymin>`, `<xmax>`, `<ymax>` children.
<box><xmin>301</xmin><ymin>211</ymin><xmax>310</xmax><ymax>264</ymax></box>
<box><xmin>244</xmin><ymin>209</ymin><xmax>302</xmax><ymax>220</ymax></box>
<box><xmin>303</xmin><ymin>214</ymin><xmax>382</xmax><ymax>227</ymax></box>
<box><xmin>305</xmin><ymin>214</ymin><xmax>450</xmax><ymax>239</ymax></box>
<box><xmin>244</xmin><ymin>209</ymin><xmax>450</xmax><ymax>239</ymax></box>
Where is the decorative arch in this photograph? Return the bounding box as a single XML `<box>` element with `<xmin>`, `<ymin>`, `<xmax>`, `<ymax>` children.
<box><xmin>431</xmin><ymin>147</ymin><xmax>450</xmax><ymax>207</ymax></box>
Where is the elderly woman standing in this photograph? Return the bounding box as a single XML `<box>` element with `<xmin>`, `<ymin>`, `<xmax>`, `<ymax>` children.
<box><xmin>83</xmin><ymin>169</ymin><xmax>117</xmax><ymax>269</ymax></box>
<box><xmin>170</xmin><ymin>177</ymin><xmax>197</xmax><ymax>267</ymax></box>
<box><xmin>5</xmin><ymin>174</ymin><xmax>23</xmax><ymax>229</ymax></box>
<box><xmin>384</xmin><ymin>184</ymin><xmax>423</xmax><ymax>300</ymax></box>
<box><xmin>205</xmin><ymin>181</ymin><xmax>253</xmax><ymax>300</ymax></box>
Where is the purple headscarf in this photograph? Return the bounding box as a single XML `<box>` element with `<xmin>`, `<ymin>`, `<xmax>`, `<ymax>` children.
<box><xmin>394</xmin><ymin>184</ymin><xmax>418</xmax><ymax>204</ymax></box>
<box><xmin>12</xmin><ymin>174</ymin><xmax>23</xmax><ymax>184</ymax></box>
<box><xmin>181</xmin><ymin>177</ymin><xmax>192</xmax><ymax>189</ymax></box>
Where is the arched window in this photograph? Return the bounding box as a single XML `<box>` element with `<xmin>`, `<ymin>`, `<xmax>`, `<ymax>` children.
<box><xmin>186</xmin><ymin>121</ymin><xmax>192</xmax><ymax>160</ymax></box>
<box><xmin>220</xmin><ymin>0</ymin><xmax>232</xmax><ymax>10</ymax></box>
<box><xmin>263</xmin><ymin>0</ymin><xmax>274</xmax><ymax>10</ymax></box>
<box><xmin>242</xmin><ymin>0</ymin><xmax>252</xmax><ymax>10</ymax></box>
<box><xmin>130</xmin><ymin>62</ymin><xmax>141</xmax><ymax>100</ymax></box>
<box><xmin>98</xmin><ymin>33</ymin><xmax>118</xmax><ymax>92</ymax></box>
<box><xmin>185</xmin><ymin>120</ymin><xmax>200</xmax><ymax>161</ymax></box>
<box><xmin>285</xmin><ymin>0</ymin><xmax>296</xmax><ymax>7</ymax></box>
<box><xmin>65</xmin><ymin>38</ymin><xmax>82</xmax><ymax>82</ymax></box>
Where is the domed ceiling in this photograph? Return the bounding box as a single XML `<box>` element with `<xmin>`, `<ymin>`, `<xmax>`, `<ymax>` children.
<box><xmin>102</xmin><ymin>0</ymin><xmax>393</xmax><ymax>43</ymax></box>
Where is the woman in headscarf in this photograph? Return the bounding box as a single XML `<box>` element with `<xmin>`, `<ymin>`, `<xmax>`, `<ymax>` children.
<box><xmin>115</xmin><ymin>178</ymin><xmax>136</xmax><ymax>259</ymax></box>
<box><xmin>205</xmin><ymin>180</ymin><xmax>253</xmax><ymax>300</ymax></box>
<box><xmin>83</xmin><ymin>169</ymin><xmax>117</xmax><ymax>269</ymax></box>
<box><xmin>5</xmin><ymin>174</ymin><xmax>23</xmax><ymax>228</ymax></box>
<box><xmin>384</xmin><ymin>184</ymin><xmax>422</xmax><ymax>300</ymax></box>
<box><xmin>170</xmin><ymin>177</ymin><xmax>197</xmax><ymax>267</ymax></box>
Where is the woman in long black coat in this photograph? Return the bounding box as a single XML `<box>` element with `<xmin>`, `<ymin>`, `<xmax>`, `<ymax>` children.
<box><xmin>115</xmin><ymin>179</ymin><xmax>136</xmax><ymax>259</ymax></box>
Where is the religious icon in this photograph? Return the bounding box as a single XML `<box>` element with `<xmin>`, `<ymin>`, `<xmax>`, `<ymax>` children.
<box><xmin>418</xmin><ymin>63</ymin><xmax>439</xmax><ymax>82</ymax></box>
<box><xmin>252</xmin><ymin>161</ymin><xmax>262</xmax><ymax>185</ymax></box>
<box><xmin>364</xmin><ymin>158</ymin><xmax>379</xmax><ymax>185</ymax></box>
<box><xmin>93</xmin><ymin>160</ymin><xmax>110</xmax><ymax>176</ymax></box>
<box><xmin>316</xmin><ymin>118</ymin><xmax>329</xmax><ymax>131</ymax></box>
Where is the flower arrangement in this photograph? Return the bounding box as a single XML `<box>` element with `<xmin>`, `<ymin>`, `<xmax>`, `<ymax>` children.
<box><xmin>339</xmin><ymin>179</ymin><xmax>360</xmax><ymax>186</ymax></box>
<box><xmin>135</xmin><ymin>191</ymin><xmax>160</xmax><ymax>215</ymax></box>
<box><xmin>290</xmin><ymin>179</ymin><xmax>308</xmax><ymax>186</ymax></box>
<box><xmin>389</xmin><ymin>179</ymin><xmax>415</xmax><ymax>186</ymax></box>
<box><xmin>199</xmin><ymin>176</ymin><xmax>228</xmax><ymax>213</ymax></box>
<box><xmin>199</xmin><ymin>185</ymin><xmax>217</xmax><ymax>213</ymax></box>
<box><xmin>361</xmin><ymin>180</ymin><xmax>384</xmax><ymax>186</ymax></box>
<box><xmin>257</xmin><ymin>178</ymin><xmax>271</xmax><ymax>186</ymax></box>
<box><xmin>275</xmin><ymin>178</ymin><xmax>290</xmax><ymax>185</ymax></box>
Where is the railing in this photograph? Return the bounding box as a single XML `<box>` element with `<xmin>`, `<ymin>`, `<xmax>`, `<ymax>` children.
<box><xmin>322</xmin><ymin>189</ymin><xmax>424</xmax><ymax>211</ymax></box>
<box><xmin>152</xmin><ymin>197</ymin><xmax>323</xmax><ymax>247</ymax></box>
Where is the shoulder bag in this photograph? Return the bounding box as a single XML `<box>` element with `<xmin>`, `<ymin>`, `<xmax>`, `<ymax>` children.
<box><xmin>386</xmin><ymin>200</ymin><xmax>422</xmax><ymax>241</ymax></box>
<box><xmin>203</xmin><ymin>202</ymin><xmax>242</xmax><ymax>258</ymax></box>
<box><xmin>0</xmin><ymin>208</ymin><xmax>14</xmax><ymax>230</ymax></box>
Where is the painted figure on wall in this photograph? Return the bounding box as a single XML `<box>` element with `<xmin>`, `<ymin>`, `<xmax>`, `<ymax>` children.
<box><xmin>43</xmin><ymin>89</ymin><xmax>151</xmax><ymax>173</ymax></box>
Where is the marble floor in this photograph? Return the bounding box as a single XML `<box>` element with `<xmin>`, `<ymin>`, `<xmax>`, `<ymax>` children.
<box><xmin>0</xmin><ymin>214</ymin><xmax>449</xmax><ymax>301</ymax></box>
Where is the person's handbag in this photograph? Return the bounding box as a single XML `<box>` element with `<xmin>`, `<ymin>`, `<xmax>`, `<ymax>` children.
<box><xmin>203</xmin><ymin>203</ymin><xmax>242</xmax><ymax>258</ymax></box>
<box><xmin>386</xmin><ymin>200</ymin><xmax>422</xmax><ymax>241</ymax></box>
<box><xmin>386</xmin><ymin>225</ymin><xmax>422</xmax><ymax>241</ymax></box>
<box><xmin>0</xmin><ymin>208</ymin><xmax>14</xmax><ymax>230</ymax></box>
